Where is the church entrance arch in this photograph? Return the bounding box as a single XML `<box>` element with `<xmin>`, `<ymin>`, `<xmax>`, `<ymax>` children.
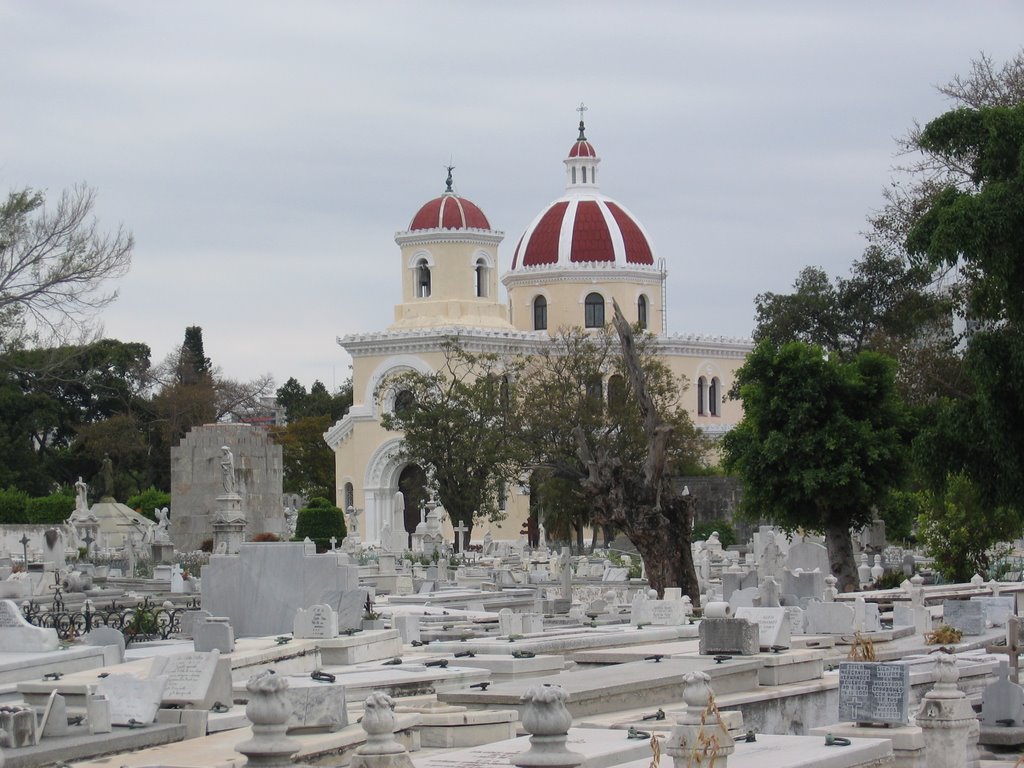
<box><xmin>398</xmin><ymin>464</ymin><xmax>428</xmax><ymax>549</ymax></box>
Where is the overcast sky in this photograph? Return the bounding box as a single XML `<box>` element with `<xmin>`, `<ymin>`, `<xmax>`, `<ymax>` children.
<box><xmin>2</xmin><ymin>2</ymin><xmax>1021</xmax><ymax>391</ymax></box>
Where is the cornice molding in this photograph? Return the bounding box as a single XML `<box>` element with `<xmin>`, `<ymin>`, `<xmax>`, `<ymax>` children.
<box><xmin>395</xmin><ymin>229</ymin><xmax>504</xmax><ymax>248</ymax></box>
<box><xmin>338</xmin><ymin>327</ymin><xmax>547</xmax><ymax>357</ymax></box>
<box><xmin>502</xmin><ymin>264</ymin><xmax>662</xmax><ymax>289</ymax></box>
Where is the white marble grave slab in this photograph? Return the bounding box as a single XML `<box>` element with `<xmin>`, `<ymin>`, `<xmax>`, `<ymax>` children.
<box><xmin>280</xmin><ymin>676</ymin><xmax>348</xmax><ymax>732</ymax></box>
<box><xmin>971</xmin><ymin>595</ymin><xmax>1015</xmax><ymax>627</ymax></box>
<box><xmin>412</xmin><ymin>726</ymin><xmax>653</xmax><ymax>768</ymax></box>
<box><xmin>734</xmin><ymin>607</ymin><xmax>791</xmax><ymax>648</ymax></box>
<box><xmin>155</xmin><ymin>649</ymin><xmax>229</xmax><ymax>709</ymax></box>
<box><xmin>0</xmin><ymin>598</ymin><xmax>59</xmax><ymax>652</ymax></box>
<box><xmin>294</xmin><ymin>603</ymin><xmax>339</xmax><ymax>639</ymax></box>
<box><xmin>806</xmin><ymin>600</ymin><xmax>855</xmax><ymax>634</ymax></box>
<box><xmin>97</xmin><ymin>673</ymin><xmax>169</xmax><ymax>726</ymax></box>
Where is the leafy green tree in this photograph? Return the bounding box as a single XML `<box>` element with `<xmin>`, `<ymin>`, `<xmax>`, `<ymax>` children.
<box><xmin>271</xmin><ymin>414</ymin><xmax>336</xmax><ymax>500</ymax></box>
<box><xmin>0</xmin><ymin>339</ymin><xmax>152</xmax><ymax>494</ymax></box>
<box><xmin>377</xmin><ymin>341</ymin><xmax>527</xmax><ymax>552</ymax></box>
<box><xmin>905</xmin><ymin>102</ymin><xmax>1024</xmax><ymax>515</ymax></box>
<box><xmin>180</xmin><ymin>326</ymin><xmax>211</xmax><ymax>383</ymax></box>
<box><xmin>275</xmin><ymin>377</ymin><xmax>352</xmax><ymax>422</ymax></box>
<box><xmin>271</xmin><ymin>378</ymin><xmax>351</xmax><ymax>499</ymax></box>
<box><xmin>722</xmin><ymin>341</ymin><xmax>912</xmax><ymax>591</ymax></box>
<box><xmin>753</xmin><ymin>250</ymin><xmax>953</xmax><ymax>404</ymax></box>
<box><xmin>917</xmin><ymin>473</ymin><xmax>1019</xmax><ymax>582</ymax></box>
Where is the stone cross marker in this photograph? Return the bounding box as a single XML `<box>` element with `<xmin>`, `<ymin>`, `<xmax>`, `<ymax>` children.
<box><xmin>453</xmin><ymin>520</ymin><xmax>467</xmax><ymax>553</ymax></box>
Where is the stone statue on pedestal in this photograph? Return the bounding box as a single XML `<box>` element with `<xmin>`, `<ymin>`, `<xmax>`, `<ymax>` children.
<box><xmin>220</xmin><ymin>446</ymin><xmax>236</xmax><ymax>495</ymax></box>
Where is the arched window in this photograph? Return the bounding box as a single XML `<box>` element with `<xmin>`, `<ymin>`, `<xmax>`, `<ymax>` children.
<box><xmin>572</xmin><ymin>167</ymin><xmax>577</xmax><ymax>184</ymax></box>
<box><xmin>637</xmin><ymin>295</ymin><xmax>648</xmax><ymax>330</ymax></box>
<box><xmin>584</xmin><ymin>292</ymin><xmax>605</xmax><ymax>328</ymax></box>
<box><xmin>394</xmin><ymin>389</ymin><xmax>414</xmax><ymax>417</ymax></box>
<box><xmin>344</xmin><ymin>483</ymin><xmax>354</xmax><ymax>512</ymax></box>
<box><xmin>582</xmin><ymin>166</ymin><xmax>587</xmax><ymax>183</ymax></box>
<box><xmin>607</xmin><ymin>374</ymin><xmax>626</xmax><ymax>415</ymax></box>
<box><xmin>475</xmin><ymin>257</ymin><xmax>488</xmax><ymax>298</ymax></box>
<box><xmin>533</xmin><ymin>296</ymin><xmax>547</xmax><ymax>331</ymax></box>
<box><xmin>709</xmin><ymin>377</ymin><xmax>720</xmax><ymax>417</ymax></box>
<box><xmin>591</xmin><ymin>167</ymin><xmax>596</xmax><ymax>184</ymax></box>
<box><xmin>586</xmin><ymin>376</ymin><xmax>603</xmax><ymax>403</ymax></box>
<box><xmin>697</xmin><ymin>376</ymin><xmax>706</xmax><ymax>416</ymax></box>
<box><xmin>416</xmin><ymin>258</ymin><xmax>431</xmax><ymax>298</ymax></box>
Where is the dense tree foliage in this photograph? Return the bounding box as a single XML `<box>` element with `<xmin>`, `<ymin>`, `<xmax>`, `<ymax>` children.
<box><xmin>271</xmin><ymin>378</ymin><xmax>352</xmax><ymax>500</ymax></box>
<box><xmin>743</xmin><ymin>52</ymin><xmax>1024</xmax><ymax>582</ymax></box>
<box><xmin>905</xmin><ymin>102</ymin><xmax>1024</xmax><ymax>518</ymax></box>
<box><xmin>723</xmin><ymin>341</ymin><xmax>912</xmax><ymax>591</ymax></box>
<box><xmin>377</xmin><ymin>342</ymin><xmax>526</xmax><ymax>552</ymax></box>
<box><xmin>916</xmin><ymin>472</ymin><xmax>1019</xmax><ymax>582</ymax></box>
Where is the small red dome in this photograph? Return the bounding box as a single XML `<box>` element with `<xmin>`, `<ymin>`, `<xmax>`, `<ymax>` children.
<box><xmin>409</xmin><ymin>193</ymin><xmax>490</xmax><ymax>231</ymax></box>
<box><xmin>512</xmin><ymin>196</ymin><xmax>654</xmax><ymax>269</ymax></box>
<box><xmin>568</xmin><ymin>140</ymin><xmax>596</xmax><ymax>158</ymax></box>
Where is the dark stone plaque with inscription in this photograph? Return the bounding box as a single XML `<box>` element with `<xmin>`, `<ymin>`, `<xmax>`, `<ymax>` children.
<box><xmin>838</xmin><ymin>662</ymin><xmax>909</xmax><ymax>725</ymax></box>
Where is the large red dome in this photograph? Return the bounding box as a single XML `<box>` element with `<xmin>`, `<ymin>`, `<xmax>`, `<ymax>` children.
<box><xmin>511</xmin><ymin>196</ymin><xmax>654</xmax><ymax>269</ymax></box>
<box><xmin>409</xmin><ymin>193</ymin><xmax>490</xmax><ymax>231</ymax></box>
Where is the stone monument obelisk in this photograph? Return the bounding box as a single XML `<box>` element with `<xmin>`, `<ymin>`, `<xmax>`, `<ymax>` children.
<box><xmin>212</xmin><ymin>446</ymin><xmax>247</xmax><ymax>554</ymax></box>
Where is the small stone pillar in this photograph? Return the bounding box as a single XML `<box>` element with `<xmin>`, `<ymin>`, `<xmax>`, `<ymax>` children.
<box><xmin>350</xmin><ymin>691</ymin><xmax>414</xmax><ymax>768</ymax></box>
<box><xmin>213</xmin><ymin>491</ymin><xmax>246</xmax><ymax>555</ymax></box>
<box><xmin>665</xmin><ymin>671</ymin><xmax>735</xmax><ymax>768</ymax></box>
<box><xmin>514</xmin><ymin>685</ymin><xmax>583</xmax><ymax>768</ymax></box>
<box><xmin>916</xmin><ymin>652</ymin><xmax>978</xmax><ymax>768</ymax></box>
<box><xmin>235</xmin><ymin>670</ymin><xmax>303</xmax><ymax>767</ymax></box>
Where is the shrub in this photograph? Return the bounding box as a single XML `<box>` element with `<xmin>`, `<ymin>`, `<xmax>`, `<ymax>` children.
<box><xmin>692</xmin><ymin>519</ymin><xmax>738</xmax><ymax>548</ymax></box>
<box><xmin>295</xmin><ymin>497</ymin><xmax>347</xmax><ymax>552</ymax></box>
<box><xmin>250</xmin><ymin>532</ymin><xmax>280</xmax><ymax>542</ymax></box>
<box><xmin>871</xmin><ymin>570</ymin><xmax>905</xmax><ymax>591</ymax></box>
<box><xmin>200</xmin><ymin>538</ymin><xmax>214</xmax><ymax>552</ymax></box>
<box><xmin>126</xmin><ymin>487</ymin><xmax>171</xmax><ymax>521</ymax></box>
<box><xmin>0</xmin><ymin>488</ymin><xmax>31</xmax><ymax>524</ymax></box>
<box><xmin>26</xmin><ymin>491</ymin><xmax>75</xmax><ymax>525</ymax></box>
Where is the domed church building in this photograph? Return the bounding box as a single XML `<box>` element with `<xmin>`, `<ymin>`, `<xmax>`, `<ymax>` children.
<box><xmin>325</xmin><ymin>116</ymin><xmax>752</xmax><ymax>548</ymax></box>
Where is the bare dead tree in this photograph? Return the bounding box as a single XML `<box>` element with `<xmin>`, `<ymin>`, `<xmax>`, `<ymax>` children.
<box><xmin>573</xmin><ymin>299</ymin><xmax>701</xmax><ymax>603</ymax></box>
<box><xmin>0</xmin><ymin>184</ymin><xmax>133</xmax><ymax>349</ymax></box>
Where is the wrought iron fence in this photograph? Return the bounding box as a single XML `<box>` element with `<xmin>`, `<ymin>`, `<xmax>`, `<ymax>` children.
<box><xmin>20</xmin><ymin>595</ymin><xmax>200</xmax><ymax>646</ymax></box>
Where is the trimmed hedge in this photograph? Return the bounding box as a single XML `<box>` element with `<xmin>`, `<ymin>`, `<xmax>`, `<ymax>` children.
<box><xmin>0</xmin><ymin>488</ymin><xmax>75</xmax><ymax>525</ymax></box>
<box><xmin>26</xmin><ymin>492</ymin><xmax>75</xmax><ymax>524</ymax></box>
<box><xmin>0</xmin><ymin>488</ymin><xmax>30</xmax><ymax>525</ymax></box>
<box><xmin>294</xmin><ymin>497</ymin><xmax>347</xmax><ymax>552</ymax></box>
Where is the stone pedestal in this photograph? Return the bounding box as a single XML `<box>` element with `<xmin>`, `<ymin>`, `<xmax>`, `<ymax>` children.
<box><xmin>916</xmin><ymin>652</ymin><xmax>979</xmax><ymax>768</ymax></box>
<box><xmin>213</xmin><ymin>493</ymin><xmax>246</xmax><ymax>554</ymax></box>
<box><xmin>151</xmin><ymin>541</ymin><xmax>175</xmax><ymax>564</ymax></box>
<box><xmin>235</xmin><ymin>671</ymin><xmax>304</xmax><ymax>767</ymax></box>
<box><xmin>514</xmin><ymin>685</ymin><xmax>583</xmax><ymax>768</ymax></box>
<box><xmin>665</xmin><ymin>671</ymin><xmax>734</xmax><ymax>768</ymax></box>
<box><xmin>351</xmin><ymin>691</ymin><xmax>415</xmax><ymax>768</ymax></box>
